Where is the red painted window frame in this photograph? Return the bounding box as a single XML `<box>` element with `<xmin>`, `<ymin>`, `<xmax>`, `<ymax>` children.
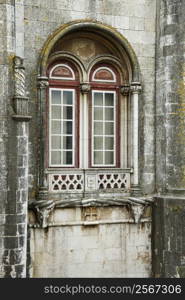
<box><xmin>89</xmin><ymin>64</ymin><xmax>121</xmax><ymax>168</ymax></box>
<box><xmin>46</xmin><ymin>61</ymin><xmax>80</xmax><ymax>168</ymax></box>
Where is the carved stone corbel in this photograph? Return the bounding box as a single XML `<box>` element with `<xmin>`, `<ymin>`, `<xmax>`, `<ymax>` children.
<box><xmin>12</xmin><ymin>56</ymin><xmax>32</xmax><ymax>122</ymax></box>
<box><xmin>130</xmin><ymin>204</ymin><xmax>146</xmax><ymax>223</ymax></box>
<box><xmin>31</xmin><ymin>200</ymin><xmax>55</xmax><ymax>228</ymax></box>
<box><xmin>120</xmin><ymin>83</ymin><xmax>130</xmax><ymax>96</ymax></box>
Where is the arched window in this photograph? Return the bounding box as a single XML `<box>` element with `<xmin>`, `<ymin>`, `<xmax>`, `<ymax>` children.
<box><xmin>89</xmin><ymin>65</ymin><xmax>120</xmax><ymax>167</ymax></box>
<box><xmin>47</xmin><ymin>62</ymin><xmax>79</xmax><ymax>167</ymax></box>
<box><xmin>37</xmin><ymin>22</ymin><xmax>141</xmax><ymax>198</ymax></box>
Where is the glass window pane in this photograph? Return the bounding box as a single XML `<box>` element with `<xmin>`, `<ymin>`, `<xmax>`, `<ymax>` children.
<box><xmin>51</xmin><ymin>151</ymin><xmax>61</xmax><ymax>165</ymax></box>
<box><xmin>63</xmin><ymin>121</ymin><xmax>73</xmax><ymax>134</ymax></box>
<box><xmin>94</xmin><ymin>151</ymin><xmax>103</xmax><ymax>165</ymax></box>
<box><xmin>51</xmin><ymin>136</ymin><xmax>61</xmax><ymax>149</ymax></box>
<box><xmin>63</xmin><ymin>91</ymin><xmax>73</xmax><ymax>105</ymax></box>
<box><xmin>94</xmin><ymin>107</ymin><xmax>103</xmax><ymax>120</ymax></box>
<box><xmin>105</xmin><ymin>122</ymin><xmax>114</xmax><ymax>135</ymax></box>
<box><xmin>105</xmin><ymin>137</ymin><xmax>114</xmax><ymax>150</ymax></box>
<box><xmin>63</xmin><ymin>136</ymin><xmax>73</xmax><ymax>150</ymax></box>
<box><xmin>105</xmin><ymin>93</ymin><xmax>114</xmax><ymax>106</ymax></box>
<box><xmin>94</xmin><ymin>93</ymin><xmax>103</xmax><ymax>106</ymax></box>
<box><xmin>62</xmin><ymin>151</ymin><xmax>73</xmax><ymax>165</ymax></box>
<box><xmin>94</xmin><ymin>137</ymin><xmax>103</xmax><ymax>150</ymax></box>
<box><xmin>105</xmin><ymin>151</ymin><xmax>114</xmax><ymax>165</ymax></box>
<box><xmin>105</xmin><ymin>108</ymin><xmax>114</xmax><ymax>120</ymax></box>
<box><xmin>51</xmin><ymin>106</ymin><xmax>61</xmax><ymax>119</ymax></box>
<box><xmin>94</xmin><ymin>122</ymin><xmax>103</xmax><ymax>134</ymax></box>
<box><xmin>51</xmin><ymin>90</ymin><xmax>61</xmax><ymax>104</ymax></box>
<box><xmin>63</xmin><ymin>106</ymin><xmax>73</xmax><ymax>120</ymax></box>
<box><xmin>51</xmin><ymin>121</ymin><xmax>61</xmax><ymax>134</ymax></box>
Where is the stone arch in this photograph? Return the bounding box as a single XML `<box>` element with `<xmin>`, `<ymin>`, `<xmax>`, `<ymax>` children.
<box><xmin>38</xmin><ymin>20</ymin><xmax>140</xmax><ymax>81</ymax></box>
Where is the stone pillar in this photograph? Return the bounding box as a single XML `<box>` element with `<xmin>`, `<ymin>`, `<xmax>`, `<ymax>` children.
<box><xmin>153</xmin><ymin>0</ymin><xmax>185</xmax><ymax>277</ymax></box>
<box><xmin>37</xmin><ymin>77</ymin><xmax>49</xmax><ymax>200</ymax></box>
<box><xmin>2</xmin><ymin>55</ymin><xmax>31</xmax><ymax>277</ymax></box>
<box><xmin>130</xmin><ymin>82</ymin><xmax>142</xmax><ymax>196</ymax></box>
<box><xmin>80</xmin><ymin>82</ymin><xmax>91</xmax><ymax>169</ymax></box>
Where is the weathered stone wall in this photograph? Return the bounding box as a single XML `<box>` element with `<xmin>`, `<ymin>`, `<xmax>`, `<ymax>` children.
<box><xmin>23</xmin><ymin>0</ymin><xmax>156</xmax><ymax>277</ymax></box>
<box><xmin>0</xmin><ymin>0</ymin><xmax>30</xmax><ymax>278</ymax></box>
<box><xmin>29</xmin><ymin>207</ymin><xmax>151</xmax><ymax>278</ymax></box>
<box><xmin>24</xmin><ymin>0</ymin><xmax>157</xmax><ymax>197</ymax></box>
<box><xmin>152</xmin><ymin>197</ymin><xmax>185</xmax><ymax>278</ymax></box>
<box><xmin>153</xmin><ymin>0</ymin><xmax>185</xmax><ymax>278</ymax></box>
<box><xmin>156</xmin><ymin>0</ymin><xmax>185</xmax><ymax>195</ymax></box>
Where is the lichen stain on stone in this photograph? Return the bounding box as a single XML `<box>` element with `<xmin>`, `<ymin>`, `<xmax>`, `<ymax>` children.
<box><xmin>175</xmin><ymin>67</ymin><xmax>185</xmax><ymax>185</ymax></box>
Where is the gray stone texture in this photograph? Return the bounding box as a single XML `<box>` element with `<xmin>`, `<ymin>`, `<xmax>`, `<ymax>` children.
<box><xmin>152</xmin><ymin>196</ymin><xmax>185</xmax><ymax>277</ymax></box>
<box><xmin>156</xmin><ymin>0</ymin><xmax>185</xmax><ymax>195</ymax></box>
<box><xmin>0</xmin><ymin>0</ymin><xmax>185</xmax><ymax>278</ymax></box>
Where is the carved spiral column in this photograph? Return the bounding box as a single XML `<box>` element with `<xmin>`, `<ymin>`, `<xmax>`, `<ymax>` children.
<box><xmin>12</xmin><ymin>56</ymin><xmax>31</xmax><ymax>121</ymax></box>
<box><xmin>37</xmin><ymin>76</ymin><xmax>49</xmax><ymax>200</ymax></box>
<box><xmin>130</xmin><ymin>82</ymin><xmax>142</xmax><ymax>195</ymax></box>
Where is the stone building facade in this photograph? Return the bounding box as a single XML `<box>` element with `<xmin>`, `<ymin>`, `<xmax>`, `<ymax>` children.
<box><xmin>0</xmin><ymin>0</ymin><xmax>185</xmax><ymax>278</ymax></box>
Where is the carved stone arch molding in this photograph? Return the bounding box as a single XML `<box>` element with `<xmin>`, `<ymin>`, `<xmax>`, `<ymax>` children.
<box><xmin>34</xmin><ymin>20</ymin><xmax>143</xmax><ymax>228</ymax></box>
<box><xmin>38</xmin><ymin>20</ymin><xmax>140</xmax><ymax>80</ymax></box>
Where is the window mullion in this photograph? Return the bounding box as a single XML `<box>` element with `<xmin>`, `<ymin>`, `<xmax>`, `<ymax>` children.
<box><xmin>103</xmin><ymin>92</ymin><xmax>105</xmax><ymax>165</ymax></box>
<box><xmin>61</xmin><ymin>90</ymin><xmax>63</xmax><ymax>165</ymax></box>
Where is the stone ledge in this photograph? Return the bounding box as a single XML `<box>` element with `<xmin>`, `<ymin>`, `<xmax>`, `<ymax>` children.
<box><xmin>12</xmin><ymin>115</ymin><xmax>32</xmax><ymax>122</ymax></box>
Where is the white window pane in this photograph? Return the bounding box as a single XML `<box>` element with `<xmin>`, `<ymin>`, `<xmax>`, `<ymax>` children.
<box><xmin>105</xmin><ymin>93</ymin><xmax>114</xmax><ymax>106</ymax></box>
<box><xmin>51</xmin><ymin>90</ymin><xmax>61</xmax><ymax>104</ymax></box>
<box><xmin>94</xmin><ymin>122</ymin><xmax>103</xmax><ymax>134</ymax></box>
<box><xmin>51</xmin><ymin>136</ymin><xmax>61</xmax><ymax>149</ymax></box>
<box><xmin>105</xmin><ymin>137</ymin><xmax>114</xmax><ymax>150</ymax></box>
<box><xmin>105</xmin><ymin>108</ymin><xmax>114</xmax><ymax>120</ymax></box>
<box><xmin>94</xmin><ymin>107</ymin><xmax>103</xmax><ymax>120</ymax></box>
<box><xmin>105</xmin><ymin>151</ymin><xmax>114</xmax><ymax>165</ymax></box>
<box><xmin>51</xmin><ymin>151</ymin><xmax>61</xmax><ymax>165</ymax></box>
<box><xmin>63</xmin><ymin>136</ymin><xmax>73</xmax><ymax>150</ymax></box>
<box><xmin>51</xmin><ymin>121</ymin><xmax>61</xmax><ymax>134</ymax></box>
<box><xmin>105</xmin><ymin>122</ymin><xmax>114</xmax><ymax>135</ymax></box>
<box><xmin>94</xmin><ymin>93</ymin><xmax>103</xmax><ymax>106</ymax></box>
<box><xmin>94</xmin><ymin>151</ymin><xmax>103</xmax><ymax>164</ymax></box>
<box><xmin>94</xmin><ymin>137</ymin><xmax>103</xmax><ymax>150</ymax></box>
<box><xmin>63</xmin><ymin>106</ymin><xmax>73</xmax><ymax>120</ymax></box>
<box><xmin>63</xmin><ymin>91</ymin><xmax>73</xmax><ymax>105</ymax></box>
<box><xmin>62</xmin><ymin>151</ymin><xmax>73</xmax><ymax>165</ymax></box>
<box><xmin>63</xmin><ymin>121</ymin><xmax>73</xmax><ymax>134</ymax></box>
<box><xmin>51</xmin><ymin>106</ymin><xmax>61</xmax><ymax>119</ymax></box>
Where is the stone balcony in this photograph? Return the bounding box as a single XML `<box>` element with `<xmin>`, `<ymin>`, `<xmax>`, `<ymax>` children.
<box><xmin>47</xmin><ymin>168</ymin><xmax>132</xmax><ymax>198</ymax></box>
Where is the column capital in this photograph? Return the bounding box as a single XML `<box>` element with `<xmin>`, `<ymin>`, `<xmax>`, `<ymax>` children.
<box><xmin>37</xmin><ymin>76</ymin><xmax>49</xmax><ymax>88</ymax></box>
<box><xmin>120</xmin><ymin>83</ymin><xmax>130</xmax><ymax>96</ymax></box>
<box><xmin>130</xmin><ymin>82</ymin><xmax>142</xmax><ymax>94</ymax></box>
<box><xmin>80</xmin><ymin>82</ymin><xmax>91</xmax><ymax>94</ymax></box>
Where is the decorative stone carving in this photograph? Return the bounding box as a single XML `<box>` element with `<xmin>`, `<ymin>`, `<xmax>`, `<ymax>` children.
<box><xmin>14</xmin><ymin>56</ymin><xmax>26</xmax><ymax>97</ymax></box>
<box><xmin>120</xmin><ymin>83</ymin><xmax>130</xmax><ymax>95</ymax></box>
<box><xmin>80</xmin><ymin>82</ymin><xmax>91</xmax><ymax>94</ymax></box>
<box><xmin>12</xmin><ymin>56</ymin><xmax>31</xmax><ymax>122</ymax></box>
<box><xmin>31</xmin><ymin>200</ymin><xmax>55</xmax><ymax>228</ymax></box>
<box><xmin>130</xmin><ymin>204</ymin><xmax>145</xmax><ymax>223</ymax></box>
<box><xmin>130</xmin><ymin>82</ymin><xmax>142</xmax><ymax>94</ymax></box>
<box><xmin>37</xmin><ymin>76</ymin><xmax>49</xmax><ymax>89</ymax></box>
<box><xmin>49</xmin><ymin>170</ymin><xmax>131</xmax><ymax>193</ymax></box>
<box><xmin>128</xmin><ymin>196</ymin><xmax>152</xmax><ymax>223</ymax></box>
<box><xmin>82</xmin><ymin>207</ymin><xmax>98</xmax><ymax>222</ymax></box>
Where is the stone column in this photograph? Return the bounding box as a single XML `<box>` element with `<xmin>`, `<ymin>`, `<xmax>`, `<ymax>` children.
<box><xmin>80</xmin><ymin>82</ymin><xmax>91</xmax><ymax>169</ymax></box>
<box><xmin>130</xmin><ymin>82</ymin><xmax>142</xmax><ymax>196</ymax></box>
<box><xmin>153</xmin><ymin>0</ymin><xmax>185</xmax><ymax>278</ymax></box>
<box><xmin>37</xmin><ymin>77</ymin><xmax>49</xmax><ymax>200</ymax></box>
